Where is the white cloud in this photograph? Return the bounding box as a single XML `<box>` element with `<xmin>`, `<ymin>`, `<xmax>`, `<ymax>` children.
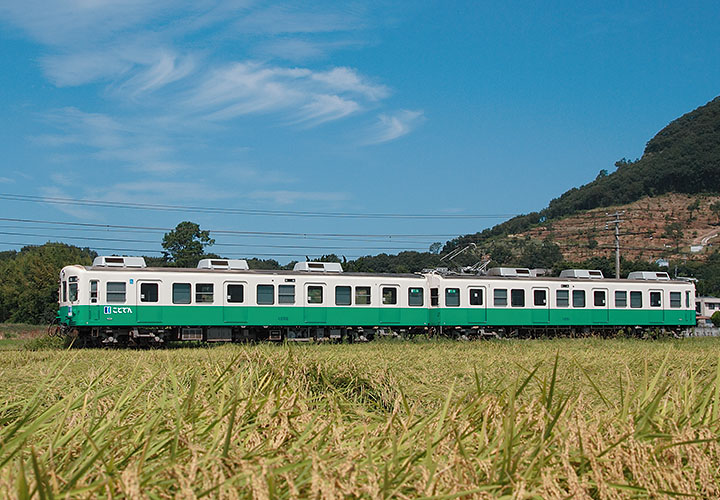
<box><xmin>364</xmin><ymin>110</ymin><xmax>425</xmax><ymax>145</ymax></box>
<box><xmin>311</xmin><ymin>67</ymin><xmax>389</xmax><ymax>101</ymax></box>
<box><xmin>0</xmin><ymin>176</ymin><xmax>14</xmax><ymax>183</ymax></box>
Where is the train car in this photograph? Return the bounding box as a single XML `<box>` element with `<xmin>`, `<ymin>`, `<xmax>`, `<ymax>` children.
<box><xmin>57</xmin><ymin>257</ymin><xmax>696</xmax><ymax>345</ymax></box>
<box><xmin>427</xmin><ymin>268</ymin><xmax>696</xmax><ymax>337</ymax></box>
<box><xmin>57</xmin><ymin>256</ymin><xmax>429</xmax><ymax>345</ymax></box>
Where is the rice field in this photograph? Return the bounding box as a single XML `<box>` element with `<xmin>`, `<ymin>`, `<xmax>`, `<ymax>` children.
<box><xmin>1</xmin><ymin>337</ymin><xmax>720</xmax><ymax>498</ymax></box>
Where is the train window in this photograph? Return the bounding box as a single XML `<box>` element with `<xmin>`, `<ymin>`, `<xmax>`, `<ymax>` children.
<box><xmin>686</xmin><ymin>291</ymin><xmax>691</xmax><ymax>308</ymax></box>
<box><xmin>409</xmin><ymin>288</ymin><xmax>424</xmax><ymax>306</ymax></box>
<box><xmin>446</xmin><ymin>288</ymin><xmax>460</xmax><ymax>307</ymax></box>
<box><xmin>594</xmin><ymin>290</ymin><xmax>606</xmax><ymax>307</ymax></box>
<box><xmin>107</xmin><ymin>282</ymin><xmax>126</xmax><ymax>303</ymax></box>
<box><xmin>69</xmin><ymin>283</ymin><xmax>78</xmax><ymax>302</ymax></box>
<box><xmin>431</xmin><ymin>288</ymin><xmax>439</xmax><ymax>306</ymax></box>
<box><xmin>140</xmin><ymin>283</ymin><xmax>158</xmax><ymax>303</ymax></box>
<box><xmin>62</xmin><ymin>281</ymin><xmax>67</xmax><ymax>302</ymax></box>
<box><xmin>196</xmin><ymin>284</ymin><xmax>214</xmax><ymax>303</ymax></box>
<box><xmin>335</xmin><ymin>286</ymin><xmax>351</xmax><ymax>305</ymax></box>
<box><xmin>227</xmin><ymin>284</ymin><xmax>244</xmax><ymax>303</ymax></box>
<box><xmin>572</xmin><ymin>290</ymin><xmax>585</xmax><ymax>308</ymax></box>
<box><xmin>308</xmin><ymin>286</ymin><xmax>323</xmax><ymax>304</ymax></box>
<box><xmin>355</xmin><ymin>287</ymin><xmax>371</xmax><ymax>305</ymax></box>
<box><xmin>615</xmin><ymin>291</ymin><xmax>627</xmax><ymax>308</ymax></box>
<box><xmin>494</xmin><ymin>289</ymin><xmax>507</xmax><ymax>307</ymax></box>
<box><xmin>556</xmin><ymin>290</ymin><xmax>569</xmax><ymax>307</ymax></box>
<box><xmin>650</xmin><ymin>292</ymin><xmax>661</xmax><ymax>308</ymax></box>
<box><xmin>382</xmin><ymin>287</ymin><xmax>397</xmax><ymax>305</ymax></box>
<box><xmin>469</xmin><ymin>288</ymin><xmax>483</xmax><ymax>306</ymax></box>
<box><xmin>257</xmin><ymin>285</ymin><xmax>274</xmax><ymax>305</ymax></box>
<box><xmin>278</xmin><ymin>285</ymin><xmax>295</xmax><ymax>304</ymax></box>
<box><xmin>670</xmin><ymin>292</ymin><xmax>681</xmax><ymax>308</ymax></box>
<box><xmin>630</xmin><ymin>291</ymin><xmax>642</xmax><ymax>308</ymax></box>
<box><xmin>511</xmin><ymin>289</ymin><xmax>525</xmax><ymax>307</ymax></box>
<box><xmin>172</xmin><ymin>283</ymin><xmax>191</xmax><ymax>304</ymax></box>
<box><xmin>90</xmin><ymin>280</ymin><xmax>98</xmax><ymax>303</ymax></box>
<box><xmin>533</xmin><ymin>290</ymin><xmax>546</xmax><ymax>306</ymax></box>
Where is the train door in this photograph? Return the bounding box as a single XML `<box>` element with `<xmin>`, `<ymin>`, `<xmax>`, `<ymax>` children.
<box><xmin>591</xmin><ymin>288</ymin><xmax>609</xmax><ymax>324</ymax></box>
<box><xmin>90</xmin><ymin>280</ymin><xmax>100</xmax><ymax>321</ymax></box>
<box><xmin>467</xmin><ymin>287</ymin><xmax>487</xmax><ymax>324</ymax></box>
<box><xmin>304</xmin><ymin>283</ymin><xmax>327</xmax><ymax>324</ymax></box>
<box><xmin>136</xmin><ymin>280</ymin><xmax>162</xmax><ymax>324</ymax></box>
<box><xmin>531</xmin><ymin>288</ymin><xmax>549</xmax><ymax>324</ymax></box>
<box><xmin>223</xmin><ymin>281</ymin><xmax>248</xmax><ymax>323</ymax></box>
<box><xmin>648</xmin><ymin>289</ymin><xmax>664</xmax><ymax>324</ymax></box>
<box><xmin>380</xmin><ymin>285</ymin><xmax>400</xmax><ymax>324</ymax></box>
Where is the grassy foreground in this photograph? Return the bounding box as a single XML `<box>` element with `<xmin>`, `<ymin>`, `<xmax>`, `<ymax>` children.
<box><xmin>1</xmin><ymin>339</ymin><xmax>720</xmax><ymax>498</ymax></box>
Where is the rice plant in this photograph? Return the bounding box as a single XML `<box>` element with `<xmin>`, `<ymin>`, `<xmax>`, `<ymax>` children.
<box><xmin>1</xmin><ymin>338</ymin><xmax>719</xmax><ymax>498</ymax></box>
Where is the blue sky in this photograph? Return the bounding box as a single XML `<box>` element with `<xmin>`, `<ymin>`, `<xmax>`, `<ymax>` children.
<box><xmin>1</xmin><ymin>1</ymin><xmax>719</xmax><ymax>262</ymax></box>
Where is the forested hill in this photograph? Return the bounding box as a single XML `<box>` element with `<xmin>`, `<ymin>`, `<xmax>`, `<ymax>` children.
<box><xmin>445</xmin><ymin>95</ymin><xmax>720</xmax><ymax>251</ymax></box>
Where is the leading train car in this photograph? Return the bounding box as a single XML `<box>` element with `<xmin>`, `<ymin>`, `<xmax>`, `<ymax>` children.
<box><xmin>57</xmin><ymin>256</ymin><xmax>430</xmax><ymax>345</ymax></box>
<box><xmin>427</xmin><ymin>267</ymin><xmax>696</xmax><ymax>336</ymax></box>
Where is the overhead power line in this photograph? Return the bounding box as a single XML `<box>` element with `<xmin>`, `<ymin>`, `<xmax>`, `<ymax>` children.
<box><xmin>0</xmin><ymin>217</ymin><xmax>456</xmax><ymax>241</ymax></box>
<box><xmin>0</xmin><ymin>231</ymin><xmax>428</xmax><ymax>252</ymax></box>
<box><xmin>0</xmin><ymin>193</ymin><xmax>518</xmax><ymax>220</ymax></box>
<box><xmin>0</xmin><ymin>242</ymin><xmax>369</xmax><ymax>260</ymax></box>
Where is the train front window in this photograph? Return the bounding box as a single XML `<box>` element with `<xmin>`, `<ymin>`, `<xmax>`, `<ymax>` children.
<box><xmin>446</xmin><ymin>288</ymin><xmax>460</xmax><ymax>307</ymax></box>
<box><xmin>68</xmin><ymin>283</ymin><xmax>78</xmax><ymax>302</ymax></box>
<box><xmin>62</xmin><ymin>281</ymin><xmax>67</xmax><ymax>302</ymax></box>
<box><xmin>107</xmin><ymin>282</ymin><xmax>126</xmax><ymax>303</ymax></box>
<box><xmin>335</xmin><ymin>286</ymin><xmax>351</xmax><ymax>305</ymax></box>
<box><xmin>90</xmin><ymin>280</ymin><xmax>98</xmax><ymax>303</ymax></box>
<box><xmin>172</xmin><ymin>283</ymin><xmax>191</xmax><ymax>304</ymax></box>
<box><xmin>670</xmin><ymin>292</ymin><xmax>681</xmax><ymax>308</ymax></box>
<box><xmin>140</xmin><ymin>283</ymin><xmax>158</xmax><ymax>303</ymax></box>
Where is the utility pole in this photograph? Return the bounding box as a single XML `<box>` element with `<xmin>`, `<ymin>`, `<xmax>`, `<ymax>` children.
<box><xmin>606</xmin><ymin>211</ymin><xmax>624</xmax><ymax>279</ymax></box>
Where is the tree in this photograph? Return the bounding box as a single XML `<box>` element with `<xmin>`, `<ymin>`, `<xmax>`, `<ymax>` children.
<box><xmin>710</xmin><ymin>201</ymin><xmax>720</xmax><ymax>224</ymax></box>
<box><xmin>687</xmin><ymin>199</ymin><xmax>700</xmax><ymax>221</ymax></box>
<box><xmin>429</xmin><ymin>242</ymin><xmax>442</xmax><ymax>254</ymax></box>
<box><xmin>161</xmin><ymin>221</ymin><xmax>215</xmax><ymax>268</ymax></box>
<box><xmin>663</xmin><ymin>222</ymin><xmax>684</xmax><ymax>252</ymax></box>
<box><xmin>712</xmin><ymin>311</ymin><xmax>720</xmax><ymax>327</ymax></box>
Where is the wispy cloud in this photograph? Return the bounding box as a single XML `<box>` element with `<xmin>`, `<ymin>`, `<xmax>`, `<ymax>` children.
<box><xmin>0</xmin><ymin>177</ymin><xmax>14</xmax><ymax>183</ymax></box>
<box><xmin>364</xmin><ymin>110</ymin><xmax>425</xmax><ymax>144</ymax></box>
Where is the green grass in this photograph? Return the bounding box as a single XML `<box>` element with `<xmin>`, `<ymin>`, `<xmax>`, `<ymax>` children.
<box><xmin>1</xmin><ymin>338</ymin><xmax>720</xmax><ymax>498</ymax></box>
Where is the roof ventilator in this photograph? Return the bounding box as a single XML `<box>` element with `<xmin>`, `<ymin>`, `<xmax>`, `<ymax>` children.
<box><xmin>197</xmin><ymin>259</ymin><xmax>249</xmax><ymax>270</ymax></box>
<box><xmin>92</xmin><ymin>256</ymin><xmax>147</xmax><ymax>268</ymax></box>
<box><xmin>293</xmin><ymin>262</ymin><xmax>343</xmax><ymax>272</ymax></box>
<box><xmin>559</xmin><ymin>269</ymin><xmax>604</xmax><ymax>279</ymax></box>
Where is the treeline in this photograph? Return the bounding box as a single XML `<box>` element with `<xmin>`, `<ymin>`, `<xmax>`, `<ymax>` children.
<box><xmin>5</xmin><ymin>237</ymin><xmax>720</xmax><ymax>325</ymax></box>
<box><xmin>445</xmin><ymin>95</ymin><xmax>720</xmax><ymax>252</ymax></box>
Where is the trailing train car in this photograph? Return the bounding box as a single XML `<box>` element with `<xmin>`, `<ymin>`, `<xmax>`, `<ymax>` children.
<box><xmin>57</xmin><ymin>257</ymin><xmax>696</xmax><ymax>345</ymax></box>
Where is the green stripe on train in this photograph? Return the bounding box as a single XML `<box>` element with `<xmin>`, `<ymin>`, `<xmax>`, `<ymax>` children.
<box><xmin>59</xmin><ymin>305</ymin><xmax>695</xmax><ymax>327</ymax></box>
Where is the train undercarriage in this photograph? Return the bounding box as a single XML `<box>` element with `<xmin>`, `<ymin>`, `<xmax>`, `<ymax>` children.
<box><xmin>58</xmin><ymin>323</ymin><xmax>689</xmax><ymax>347</ymax></box>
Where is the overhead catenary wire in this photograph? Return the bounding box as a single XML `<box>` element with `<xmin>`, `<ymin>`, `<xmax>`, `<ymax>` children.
<box><xmin>0</xmin><ymin>217</ymin><xmax>457</xmax><ymax>241</ymax></box>
<box><xmin>0</xmin><ymin>193</ymin><xmax>519</xmax><ymax>220</ymax></box>
<box><xmin>0</xmin><ymin>231</ymin><xmax>430</xmax><ymax>251</ymax></box>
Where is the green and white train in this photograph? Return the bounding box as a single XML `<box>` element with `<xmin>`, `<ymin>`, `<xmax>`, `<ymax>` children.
<box><xmin>57</xmin><ymin>256</ymin><xmax>697</xmax><ymax>345</ymax></box>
